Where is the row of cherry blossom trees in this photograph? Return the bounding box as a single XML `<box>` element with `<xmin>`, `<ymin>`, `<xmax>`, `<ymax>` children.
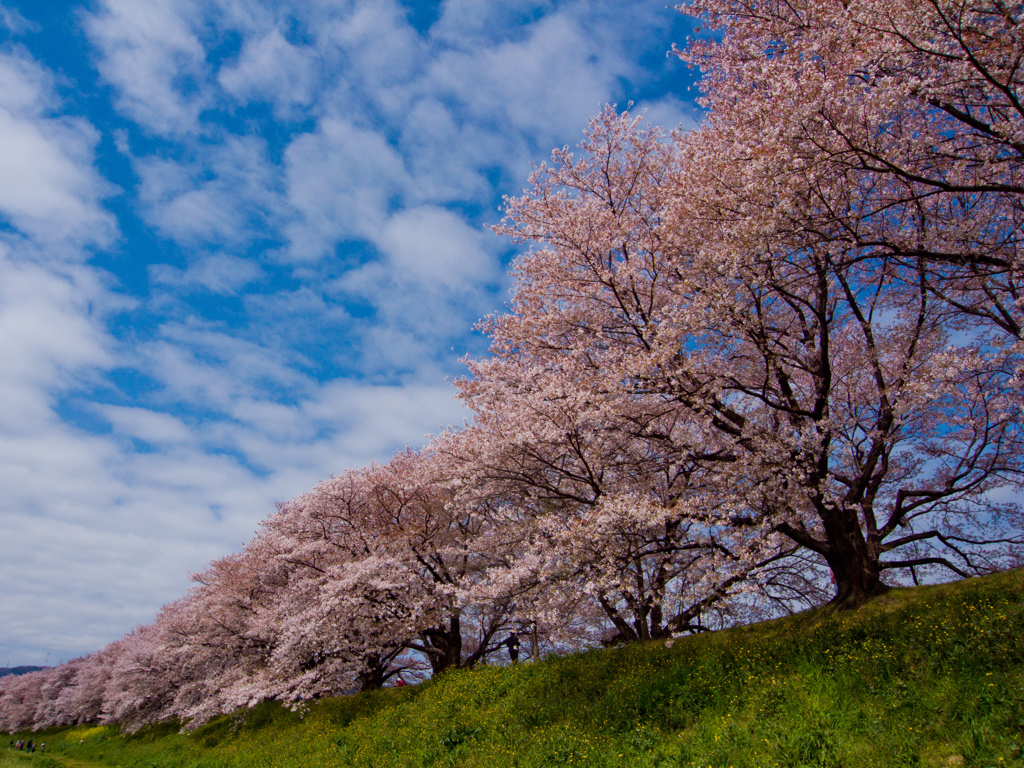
<box><xmin>3</xmin><ymin>0</ymin><xmax>1021</xmax><ymax>734</ymax></box>
<box><xmin>0</xmin><ymin>438</ymin><xmax>795</xmax><ymax>732</ymax></box>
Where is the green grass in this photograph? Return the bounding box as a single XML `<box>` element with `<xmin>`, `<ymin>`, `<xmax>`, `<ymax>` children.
<box><xmin>5</xmin><ymin>568</ymin><xmax>1024</xmax><ymax>767</ymax></box>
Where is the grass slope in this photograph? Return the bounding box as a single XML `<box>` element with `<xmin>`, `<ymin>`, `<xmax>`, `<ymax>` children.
<box><xmin>4</xmin><ymin>568</ymin><xmax>1023</xmax><ymax>768</ymax></box>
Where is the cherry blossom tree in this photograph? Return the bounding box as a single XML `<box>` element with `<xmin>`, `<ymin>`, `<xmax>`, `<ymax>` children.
<box><xmin>450</xmin><ymin>112</ymin><xmax>810</xmax><ymax>627</ymax></box>
<box><xmin>33</xmin><ymin>660</ymin><xmax>84</xmax><ymax>729</ymax></box>
<box><xmin>0</xmin><ymin>651</ymin><xmax>115</xmax><ymax>732</ymax></box>
<box><xmin>446</xmin><ymin>378</ymin><xmax>803</xmax><ymax>642</ymax></box>
<box><xmin>0</xmin><ymin>668</ymin><xmax>51</xmax><ymax>732</ymax></box>
<box><xmin>99</xmin><ymin>624</ymin><xmax>188</xmax><ymax>732</ymax></box>
<box><xmin>262</xmin><ymin>448</ymin><xmax>517</xmax><ymax>680</ymax></box>
<box><xmin>676</xmin><ymin>0</ymin><xmax>1024</xmax><ymax>339</ymax></box>
<box><xmin>253</xmin><ymin>500</ymin><xmax>421</xmax><ymax>694</ymax></box>
<box><xmin>668</xmin><ymin>0</ymin><xmax>1024</xmax><ymax>600</ymax></box>
<box><xmin>154</xmin><ymin>553</ymin><xmax>287</xmax><ymax>725</ymax></box>
<box><xmin>52</xmin><ymin>649</ymin><xmax>114</xmax><ymax>727</ymax></box>
<box><xmin>482</xmin><ymin>104</ymin><xmax>1023</xmax><ymax>609</ymax></box>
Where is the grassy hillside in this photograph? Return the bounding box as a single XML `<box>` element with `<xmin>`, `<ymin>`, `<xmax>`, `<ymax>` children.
<box><xmin>4</xmin><ymin>568</ymin><xmax>1023</xmax><ymax>768</ymax></box>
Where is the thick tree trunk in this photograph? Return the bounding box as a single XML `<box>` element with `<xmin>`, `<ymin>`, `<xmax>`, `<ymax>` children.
<box><xmin>822</xmin><ymin>510</ymin><xmax>888</xmax><ymax>609</ymax></box>
<box><xmin>357</xmin><ymin>653</ymin><xmax>387</xmax><ymax>691</ymax></box>
<box><xmin>423</xmin><ymin>613</ymin><xmax>462</xmax><ymax>674</ymax></box>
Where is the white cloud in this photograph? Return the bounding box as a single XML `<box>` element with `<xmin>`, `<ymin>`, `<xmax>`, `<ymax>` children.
<box><xmin>0</xmin><ymin>342</ymin><xmax>471</xmax><ymax>664</ymax></box>
<box><xmin>374</xmin><ymin>205</ymin><xmax>496</xmax><ymax>291</ymax></box>
<box><xmin>133</xmin><ymin>135</ymin><xmax>277</xmax><ymax>247</ymax></box>
<box><xmin>134</xmin><ymin>321</ymin><xmax>312</xmax><ymax>414</ymax></box>
<box><xmin>283</xmin><ymin>117</ymin><xmax>411</xmax><ymax>259</ymax></box>
<box><xmin>311</xmin><ymin>0</ymin><xmax>423</xmax><ymax>92</ymax></box>
<box><xmin>98</xmin><ymin>405</ymin><xmax>193</xmax><ymax>445</ymax></box>
<box><xmin>218</xmin><ymin>379</ymin><xmax>469</xmax><ymax>476</ymax></box>
<box><xmin>638</xmin><ymin>95</ymin><xmax>701</xmax><ymax>134</ymax></box>
<box><xmin>314</xmin><ymin>205</ymin><xmax>504</xmax><ymax>376</ymax></box>
<box><xmin>0</xmin><ymin>6</ymin><xmax>36</xmax><ymax>34</ymax></box>
<box><xmin>431</xmin><ymin>0</ymin><xmax>554</xmax><ymax>45</ymax></box>
<box><xmin>0</xmin><ymin>255</ymin><xmax>112</xmax><ymax>418</ymax></box>
<box><xmin>0</xmin><ymin>439</ymin><xmax>274</xmax><ymax>661</ymax></box>
<box><xmin>428</xmin><ymin>13</ymin><xmax>629</xmax><ymax>144</ymax></box>
<box><xmin>150</xmin><ymin>253</ymin><xmax>265</xmax><ymax>295</ymax></box>
<box><xmin>218</xmin><ymin>29</ymin><xmax>319</xmax><ymax>117</ymax></box>
<box><xmin>0</xmin><ymin>54</ymin><xmax>115</xmax><ymax>247</ymax></box>
<box><xmin>0</xmin><ymin>52</ymin><xmax>54</xmax><ymax>112</ymax></box>
<box><xmin>84</xmin><ymin>0</ymin><xmax>208</xmax><ymax>136</ymax></box>
<box><xmin>135</xmin><ymin>156</ymin><xmax>230</xmax><ymax>239</ymax></box>
<box><xmin>395</xmin><ymin>98</ymin><xmax>492</xmax><ymax>203</ymax></box>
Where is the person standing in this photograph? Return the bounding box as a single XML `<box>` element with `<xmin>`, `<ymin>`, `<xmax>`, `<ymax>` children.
<box><xmin>505</xmin><ymin>632</ymin><xmax>520</xmax><ymax>663</ymax></box>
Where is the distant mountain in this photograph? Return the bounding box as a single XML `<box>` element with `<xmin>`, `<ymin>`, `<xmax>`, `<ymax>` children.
<box><xmin>0</xmin><ymin>666</ymin><xmax>47</xmax><ymax>678</ymax></box>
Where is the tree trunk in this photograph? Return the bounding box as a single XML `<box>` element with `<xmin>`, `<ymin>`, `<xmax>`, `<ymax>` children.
<box><xmin>423</xmin><ymin>613</ymin><xmax>462</xmax><ymax>674</ymax></box>
<box><xmin>822</xmin><ymin>509</ymin><xmax>888</xmax><ymax>609</ymax></box>
<box><xmin>357</xmin><ymin>653</ymin><xmax>387</xmax><ymax>691</ymax></box>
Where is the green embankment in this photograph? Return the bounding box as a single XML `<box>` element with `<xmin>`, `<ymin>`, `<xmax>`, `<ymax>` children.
<box><xmin>4</xmin><ymin>568</ymin><xmax>1023</xmax><ymax>767</ymax></box>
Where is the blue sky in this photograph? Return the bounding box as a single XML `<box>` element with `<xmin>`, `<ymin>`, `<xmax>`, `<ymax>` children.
<box><xmin>0</xmin><ymin>0</ymin><xmax>698</xmax><ymax>667</ymax></box>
